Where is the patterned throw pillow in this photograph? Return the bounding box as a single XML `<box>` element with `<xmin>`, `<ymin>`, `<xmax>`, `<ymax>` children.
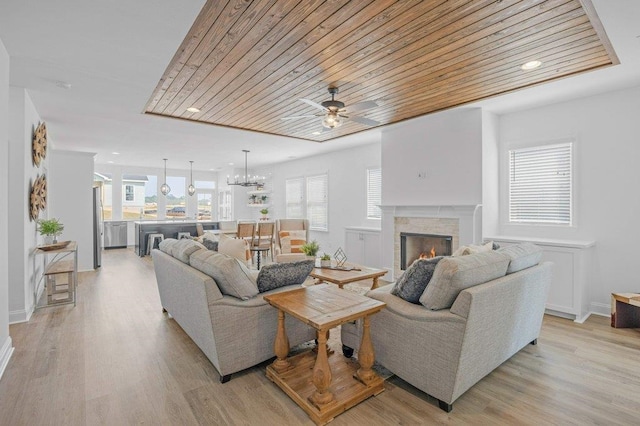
<box><xmin>202</xmin><ymin>237</ymin><xmax>218</xmax><ymax>251</ymax></box>
<box><xmin>279</xmin><ymin>230</ymin><xmax>306</xmax><ymax>254</ymax></box>
<box><xmin>257</xmin><ymin>260</ymin><xmax>314</xmax><ymax>293</ymax></box>
<box><xmin>391</xmin><ymin>257</ymin><xmax>443</xmax><ymax>304</ymax></box>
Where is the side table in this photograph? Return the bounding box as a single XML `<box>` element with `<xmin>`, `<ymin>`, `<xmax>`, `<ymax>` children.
<box><xmin>264</xmin><ymin>284</ymin><xmax>386</xmax><ymax>425</ymax></box>
<box><xmin>35</xmin><ymin>241</ymin><xmax>78</xmax><ymax>308</ymax></box>
<box><xmin>611</xmin><ymin>292</ymin><xmax>640</xmax><ymax>328</ymax></box>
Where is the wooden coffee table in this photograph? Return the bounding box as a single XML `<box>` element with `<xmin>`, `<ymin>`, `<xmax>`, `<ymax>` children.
<box><xmin>264</xmin><ymin>284</ymin><xmax>386</xmax><ymax>425</ymax></box>
<box><xmin>310</xmin><ymin>264</ymin><xmax>387</xmax><ymax>290</ymax></box>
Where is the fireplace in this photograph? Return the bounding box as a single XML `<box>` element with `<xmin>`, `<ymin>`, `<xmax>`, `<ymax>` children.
<box><xmin>400</xmin><ymin>232</ymin><xmax>452</xmax><ymax>270</ymax></box>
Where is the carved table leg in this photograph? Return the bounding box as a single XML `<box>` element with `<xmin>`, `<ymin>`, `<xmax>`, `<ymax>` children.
<box><xmin>309</xmin><ymin>327</ymin><xmax>334</xmax><ymax>408</ymax></box>
<box><xmin>356</xmin><ymin>315</ymin><xmax>377</xmax><ymax>384</ymax></box>
<box><xmin>371</xmin><ymin>276</ymin><xmax>379</xmax><ymax>289</ymax></box>
<box><xmin>271</xmin><ymin>310</ymin><xmax>291</xmax><ymax>373</ymax></box>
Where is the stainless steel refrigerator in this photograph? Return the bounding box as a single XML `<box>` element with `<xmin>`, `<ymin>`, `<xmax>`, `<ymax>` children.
<box><xmin>93</xmin><ymin>186</ymin><xmax>103</xmax><ymax>268</ymax></box>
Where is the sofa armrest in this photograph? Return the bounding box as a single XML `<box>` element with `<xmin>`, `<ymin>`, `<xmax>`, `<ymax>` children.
<box><xmin>366</xmin><ymin>285</ymin><xmax>465</xmax><ymax>324</ymax></box>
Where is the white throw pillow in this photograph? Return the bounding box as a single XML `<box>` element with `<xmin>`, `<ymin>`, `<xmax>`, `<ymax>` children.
<box><xmin>452</xmin><ymin>241</ymin><xmax>493</xmax><ymax>257</ymax></box>
<box><xmin>279</xmin><ymin>230</ymin><xmax>306</xmax><ymax>254</ymax></box>
<box><xmin>218</xmin><ymin>233</ymin><xmax>251</xmax><ymax>266</ymax></box>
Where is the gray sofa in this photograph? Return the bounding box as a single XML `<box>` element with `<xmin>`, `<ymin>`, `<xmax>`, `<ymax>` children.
<box><xmin>151</xmin><ymin>239</ymin><xmax>316</xmax><ymax>382</ymax></box>
<box><xmin>341</xmin><ymin>243</ymin><xmax>551</xmax><ymax>412</ymax></box>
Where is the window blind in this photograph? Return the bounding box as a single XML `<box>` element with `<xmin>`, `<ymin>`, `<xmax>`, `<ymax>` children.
<box><xmin>367</xmin><ymin>168</ymin><xmax>382</xmax><ymax>219</ymax></box>
<box><xmin>285</xmin><ymin>178</ymin><xmax>304</xmax><ymax>219</ymax></box>
<box><xmin>509</xmin><ymin>142</ymin><xmax>572</xmax><ymax>225</ymax></box>
<box><xmin>306</xmin><ymin>174</ymin><xmax>328</xmax><ymax>231</ymax></box>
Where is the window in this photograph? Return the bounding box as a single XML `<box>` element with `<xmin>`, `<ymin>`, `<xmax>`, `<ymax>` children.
<box><xmin>307</xmin><ymin>174</ymin><xmax>328</xmax><ymax>231</ymax></box>
<box><xmin>366</xmin><ymin>168</ymin><xmax>382</xmax><ymax>219</ymax></box>
<box><xmin>125</xmin><ymin>185</ymin><xmax>134</xmax><ymax>201</ymax></box>
<box><xmin>285</xmin><ymin>178</ymin><xmax>304</xmax><ymax>219</ymax></box>
<box><xmin>218</xmin><ymin>189</ymin><xmax>233</xmax><ymax>220</ymax></box>
<box><xmin>509</xmin><ymin>142</ymin><xmax>572</xmax><ymax>225</ymax></box>
<box><xmin>195</xmin><ymin>180</ymin><xmax>215</xmax><ymax>220</ymax></box>
<box><xmin>165</xmin><ymin>176</ymin><xmax>186</xmax><ymax>217</ymax></box>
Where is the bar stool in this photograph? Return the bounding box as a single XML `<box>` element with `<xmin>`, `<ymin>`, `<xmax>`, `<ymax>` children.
<box><xmin>177</xmin><ymin>232</ymin><xmax>191</xmax><ymax>240</ymax></box>
<box><xmin>147</xmin><ymin>233</ymin><xmax>165</xmax><ymax>255</ymax></box>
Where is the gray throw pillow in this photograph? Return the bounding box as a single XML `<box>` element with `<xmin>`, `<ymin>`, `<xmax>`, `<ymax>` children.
<box><xmin>172</xmin><ymin>238</ymin><xmax>206</xmax><ymax>264</ymax></box>
<box><xmin>202</xmin><ymin>237</ymin><xmax>219</xmax><ymax>251</ymax></box>
<box><xmin>391</xmin><ymin>257</ymin><xmax>443</xmax><ymax>304</ymax></box>
<box><xmin>189</xmin><ymin>250</ymin><xmax>258</xmax><ymax>300</ymax></box>
<box><xmin>497</xmin><ymin>242</ymin><xmax>542</xmax><ymax>274</ymax></box>
<box><xmin>257</xmin><ymin>260</ymin><xmax>314</xmax><ymax>293</ymax></box>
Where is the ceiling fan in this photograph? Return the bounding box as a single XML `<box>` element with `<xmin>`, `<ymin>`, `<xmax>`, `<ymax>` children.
<box><xmin>281</xmin><ymin>87</ymin><xmax>380</xmax><ymax>130</ymax></box>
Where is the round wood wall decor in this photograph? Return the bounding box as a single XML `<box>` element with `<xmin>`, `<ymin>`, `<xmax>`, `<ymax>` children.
<box><xmin>32</xmin><ymin>122</ymin><xmax>47</xmax><ymax>167</ymax></box>
<box><xmin>29</xmin><ymin>174</ymin><xmax>47</xmax><ymax>221</ymax></box>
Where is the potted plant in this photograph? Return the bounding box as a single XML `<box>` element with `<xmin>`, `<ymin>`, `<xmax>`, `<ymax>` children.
<box><xmin>37</xmin><ymin>218</ymin><xmax>64</xmax><ymax>245</ymax></box>
<box><xmin>260</xmin><ymin>208</ymin><xmax>269</xmax><ymax>220</ymax></box>
<box><xmin>300</xmin><ymin>240</ymin><xmax>320</xmax><ymax>258</ymax></box>
<box><xmin>249</xmin><ymin>194</ymin><xmax>257</xmax><ymax>205</ymax></box>
<box><xmin>320</xmin><ymin>253</ymin><xmax>331</xmax><ymax>267</ymax></box>
<box><xmin>260</xmin><ymin>195</ymin><xmax>268</xmax><ymax>204</ymax></box>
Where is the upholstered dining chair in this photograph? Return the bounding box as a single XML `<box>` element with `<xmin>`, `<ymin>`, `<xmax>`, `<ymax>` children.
<box><xmin>275</xmin><ymin>219</ymin><xmax>310</xmax><ymax>262</ymax></box>
<box><xmin>254</xmin><ymin>221</ymin><xmax>275</xmax><ymax>261</ymax></box>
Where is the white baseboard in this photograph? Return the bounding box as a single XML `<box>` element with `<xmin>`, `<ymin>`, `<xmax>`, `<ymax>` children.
<box><xmin>0</xmin><ymin>336</ymin><xmax>14</xmax><ymax>380</ymax></box>
<box><xmin>9</xmin><ymin>306</ymin><xmax>33</xmax><ymax>324</ymax></box>
<box><xmin>574</xmin><ymin>312</ymin><xmax>592</xmax><ymax>324</ymax></box>
<box><xmin>590</xmin><ymin>302</ymin><xmax>611</xmax><ymax>318</ymax></box>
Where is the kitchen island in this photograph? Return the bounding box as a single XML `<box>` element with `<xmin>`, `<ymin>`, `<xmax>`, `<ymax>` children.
<box><xmin>134</xmin><ymin>220</ymin><xmax>220</xmax><ymax>256</ymax></box>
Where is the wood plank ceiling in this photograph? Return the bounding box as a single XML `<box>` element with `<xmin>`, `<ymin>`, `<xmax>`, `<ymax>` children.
<box><xmin>145</xmin><ymin>0</ymin><xmax>618</xmax><ymax>142</ymax></box>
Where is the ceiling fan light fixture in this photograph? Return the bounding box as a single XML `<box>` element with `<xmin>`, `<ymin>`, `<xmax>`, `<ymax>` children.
<box><xmin>322</xmin><ymin>111</ymin><xmax>343</xmax><ymax>129</ymax></box>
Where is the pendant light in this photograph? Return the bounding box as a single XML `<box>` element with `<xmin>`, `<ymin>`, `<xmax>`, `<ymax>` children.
<box><xmin>160</xmin><ymin>158</ymin><xmax>171</xmax><ymax>196</ymax></box>
<box><xmin>188</xmin><ymin>160</ymin><xmax>196</xmax><ymax>196</ymax></box>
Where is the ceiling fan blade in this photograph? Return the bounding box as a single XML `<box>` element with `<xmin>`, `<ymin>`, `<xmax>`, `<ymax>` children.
<box><xmin>346</xmin><ymin>100</ymin><xmax>378</xmax><ymax>114</ymax></box>
<box><xmin>350</xmin><ymin>115</ymin><xmax>380</xmax><ymax>127</ymax></box>
<box><xmin>300</xmin><ymin>98</ymin><xmax>328</xmax><ymax>112</ymax></box>
<box><xmin>281</xmin><ymin>115</ymin><xmax>317</xmax><ymax>120</ymax></box>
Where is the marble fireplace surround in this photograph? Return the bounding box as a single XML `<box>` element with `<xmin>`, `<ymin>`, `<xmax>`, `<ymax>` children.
<box><xmin>380</xmin><ymin>205</ymin><xmax>480</xmax><ymax>281</ymax></box>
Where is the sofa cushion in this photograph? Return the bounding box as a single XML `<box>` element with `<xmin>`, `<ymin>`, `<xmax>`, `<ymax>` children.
<box><xmin>172</xmin><ymin>238</ymin><xmax>206</xmax><ymax>264</ymax></box>
<box><xmin>391</xmin><ymin>257</ymin><xmax>443</xmax><ymax>304</ymax></box>
<box><xmin>420</xmin><ymin>251</ymin><xmax>510</xmax><ymax>310</ymax></box>
<box><xmin>497</xmin><ymin>242</ymin><xmax>542</xmax><ymax>274</ymax></box>
<box><xmin>158</xmin><ymin>238</ymin><xmax>178</xmax><ymax>256</ymax></box>
<box><xmin>256</xmin><ymin>260</ymin><xmax>314</xmax><ymax>293</ymax></box>
<box><xmin>218</xmin><ymin>233</ymin><xmax>250</xmax><ymax>265</ymax></box>
<box><xmin>279</xmin><ymin>230</ymin><xmax>306</xmax><ymax>254</ymax></box>
<box><xmin>189</xmin><ymin>250</ymin><xmax>259</xmax><ymax>300</ymax></box>
<box><xmin>202</xmin><ymin>236</ymin><xmax>219</xmax><ymax>251</ymax></box>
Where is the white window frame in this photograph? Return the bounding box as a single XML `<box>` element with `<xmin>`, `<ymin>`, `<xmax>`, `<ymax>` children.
<box><xmin>366</xmin><ymin>167</ymin><xmax>382</xmax><ymax>220</ymax></box>
<box><xmin>306</xmin><ymin>174</ymin><xmax>328</xmax><ymax>231</ymax></box>
<box><xmin>124</xmin><ymin>184</ymin><xmax>134</xmax><ymax>202</ymax></box>
<box><xmin>501</xmin><ymin>137</ymin><xmax>575</xmax><ymax>228</ymax></box>
<box><xmin>218</xmin><ymin>189</ymin><xmax>233</xmax><ymax>221</ymax></box>
<box><xmin>285</xmin><ymin>177</ymin><xmax>304</xmax><ymax>219</ymax></box>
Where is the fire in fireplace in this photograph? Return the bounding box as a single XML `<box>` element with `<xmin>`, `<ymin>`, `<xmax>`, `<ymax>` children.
<box><xmin>400</xmin><ymin>232</ymin><xmax>452</xmax><ymax>270</ymax></box>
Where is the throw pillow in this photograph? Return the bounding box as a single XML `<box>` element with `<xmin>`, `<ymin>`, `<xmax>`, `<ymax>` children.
<box><xmin>202</xmin><ymin>237</ymin><xmax>219</xmax><ymax>251</ymax></box>
<box><xmin>189</xmin><ymin>250</ymin><xmax>259</xmax><ymax>300</ymax></box>
<box><xmin>497</xmin><ymin>242</ymin><xmax>542</xmax><ymax>274</ymax></box>
<box><xmin>256</xmin><ymin>260</ymin><xmax>315</xmax><ymax>293</ymax></box>
<box><xmin>452</xmin><ymin>241</ymin><xmax>494</xmax><ymax>257</ymax></box>
<box><xmin>420</xmin><ymin>251</ymin><xmax>510</xmax><ymax>310</ymax></box>
<box><xmin>158</xmin><ymin>238</ymin><xmax>178</xmax><ymax>256</ymax></box>
<box><xmin>279</xmin><ymin>230</ymin><xmax>306</xmax><ymax>254</ymax></box>
<box><xmin>391</xmin><ymin>257</ymin><xmax>443</xmax><ymax>304</ymax></box>
<box><xmin>219</xmin><ymin>233</ymin><xmax>251</xmax><ymax>265</ymax></box>
<box><xmin>172</xmin><ymin>238</ymin><xmax>206</xmax><ymax>264</ymax></box>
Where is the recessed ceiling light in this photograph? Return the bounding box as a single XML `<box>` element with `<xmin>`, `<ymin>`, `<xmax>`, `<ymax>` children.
<box><xmin>521</xmin><ymin>60</ymin><xmax>542</xmax><ymax>70</ymax></box>
<box><xmin>107</xmin><ymin>161</ymin><xmax>114</xmax><ymax>164</ymax></box>
<box><xmin>228</xmin><ymin>162</ymin><xmax>234</xmax><ymax>166</ymax></box>
<box><xmin>112</xmin><ymin>151</ymin><xmax>120</xmax><ymax>155</ymax></box>
<box><xmin>186</xmin><ymin>107</ymin><xmax>201</xmax><ymax>113</ymax></box>
<box><xmin>55</xmin><ymin>81</ymin><xmax>72</xmax><ymax>89</ymax></box>
<box><xmin>312</xmin><ymin>131</ymin><xmax>321</xmax><ymax>135</ymax></box>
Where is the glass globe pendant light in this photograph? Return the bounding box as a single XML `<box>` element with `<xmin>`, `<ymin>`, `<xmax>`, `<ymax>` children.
<box><xmin>160</xmin><ymin>158</ymin><xmax>171</xmax><ymax>196</ymax></box>
<box><xmin>188</xmin><ymin>160</ymin><xmax>196</xmax><ymax>196</ymax></box>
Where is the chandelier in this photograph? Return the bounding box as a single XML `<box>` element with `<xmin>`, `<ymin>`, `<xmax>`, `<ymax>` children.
<box><xmin>227</xmin><ymin>150</ymin><xmax>265</xmax><ymax>189</ymax></box>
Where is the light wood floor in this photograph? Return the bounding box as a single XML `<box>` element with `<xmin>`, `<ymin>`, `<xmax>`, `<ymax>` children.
<box><xmin>1</xmin><ymin>249</ymin><xmax>640</xmax><ymax>425</ymax></box>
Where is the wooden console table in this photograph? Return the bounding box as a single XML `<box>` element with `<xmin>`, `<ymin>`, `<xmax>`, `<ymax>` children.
<box><xmin>35</xmin><ymin>241</ymin><xmax>78</xmax><ymax>308</ymax></box>
<box><xmin>611</xmin><ymin>293</ymin><xmax>640</xmax><ymax>328</ymax></box>
<box><xmin>264</xmin><ymin>284</ymin><xmax>385</xmax><ymax>425</ymax></box>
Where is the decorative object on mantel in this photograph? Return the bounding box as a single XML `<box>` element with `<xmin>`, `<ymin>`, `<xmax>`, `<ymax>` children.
<box><xmin>32</xmin><ymin>122</ymin><xmax>47</xmax><ymax>167</ymax></box>
<box><xmin>37</xmin><ymin>217</ymin><xmax>64</xmax><ymax>245</ymax></box>
<box><xmin>187</xmin><ymin>160</ymin><xmax>196</xmax><ymax>196</ymax></box>
<box><xmin>226</xmin><ymin>150</ymin><xmax>265</xmax><ymax>188</ymax></box>
<box><xmin>29</xmin><ymin>174</ymin><xmax>47</xmax><ymax>221</ymax></box>
<box><xmin>160</xmin><ymin>158</ymin><xmax>171</xmax><ymax>196</ymax></box>
<box><xmin>334</xmin><ymin>247</ymin><xmax>348</xmax><ymax>268</ymax></box>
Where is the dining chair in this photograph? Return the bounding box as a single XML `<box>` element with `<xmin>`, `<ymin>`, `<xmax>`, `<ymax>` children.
<box><xmin>254</xmin><ymin>221</ymin><xmax>275</xmax><ymax>261</ymax></box>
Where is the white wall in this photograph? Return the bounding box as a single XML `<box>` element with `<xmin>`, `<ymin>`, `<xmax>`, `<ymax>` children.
<box><xmin>482</xmin><ymin>110</ymin><xmax>499</xmax><ymax>237</ymax></box>
<box><xmin>268</xmin><ymin>142</ymin><xmax>381</xmax><ymax>255</ymax></box>
<box><xmin>496</xmin><ymin>85</ymin><xmax>640</xmax><ymax>312</ymax></box>
<box><xmin>0</xmin><ymin>37</ymin><xmax>14</xmax><ymax>377</ymax></box>
<box><xmin>381</xmin><ymin>108</ymin><xmax>483</xmax><ymax>207</ymax></box>
<box><xmin>49</xmin><ymin>150</ymin><xmax>96</xmax><ymax>271</ymax></box>
<box><xmin>8</xmin><ymin>87</ymin><xmax>44</xmax><ymax>323</ymax></box>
